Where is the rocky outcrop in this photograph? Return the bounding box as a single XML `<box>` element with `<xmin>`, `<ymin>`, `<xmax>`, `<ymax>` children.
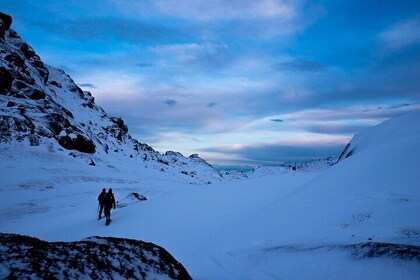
<box><xmin>117</xmin><ymin>192</ymin><xmax>147</xmax><ymax>208</ymax></box>
<box><xmin>0</xmin><ymin>233</ymin><xmax>192</xmax><ymax>280</ymax></box>
<box><xmin>350</xmin><ymin>242</ymin><xmax>420</xmax><ymax>260</ymax></box>
<box><xmin>0</xmin><ymin>12</ymin><xmax>12</xmax><ymax>39</ymax></box>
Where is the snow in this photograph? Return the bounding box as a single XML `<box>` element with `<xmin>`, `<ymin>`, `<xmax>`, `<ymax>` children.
<box><xmin>1</xmin><ymin>17</ymin><xmax>419</xmax><ymax>279</ymax></box>
<box><xmin>1</xmin><ymin>112</ymin><xmax>420</xmax><ymax>279</ymax></box>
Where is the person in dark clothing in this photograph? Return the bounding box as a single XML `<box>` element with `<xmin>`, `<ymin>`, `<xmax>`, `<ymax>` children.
<box><xmin>104</xmin><ymin>188</ymin><xmax>116</xmax><ymax>224</ymax></box>
<box><xmin>97</xmin><ymin>188</ymin><xmax>107</xmax><ymax>220</ymax></box>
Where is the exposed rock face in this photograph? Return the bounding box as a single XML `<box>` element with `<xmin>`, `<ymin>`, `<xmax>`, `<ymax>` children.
<box><xmin>350</xmin><ymin>242</ymin><xmax>420</xmax><ymax>260</ymax></box>
<box><xmin>0</xmin><ymin>233</ymin><xmax>192</xmax><ymax>280</ymax></box>
<box><xmin>0</xmin><ymin>13</ymin><xmax>222</xmax><ymax>183</ymax></box>
<box><xmin>0</xmin><ymin>12</ymin><xmax>12</xmax><ymax>39</ymax></box>
<box><xmin>58</xmin><ymin>135</ymin><xmax>96</xmax><ymax>153</ymax></box>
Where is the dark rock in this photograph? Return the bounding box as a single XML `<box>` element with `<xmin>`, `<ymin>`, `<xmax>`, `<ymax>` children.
<box><xmin>337</xmin><ymin>142</ymin><xmax>352</xmax><ymax>163</ymax></box>
<box><xmin>351</xmin><ymin>242</ymin><xmax>420</xmax><ymax>261</ymax></box>
<box><xmin>14</xmin><ymin>80</ymin><xmax>29</xmax><ymax>90</ymax></box>
<box><xmin>158</xmin><ymin>159</ymin><xmax>169</xmax><ymax>165</ymax></box>
<box><xmin>5</xmin><ymin>54</ymin><xmax>25</xmax><ymax>67</ymax></box>
<box><xmin>49</xmin><ymin>81</ymin><xmax>62</xmax><ymax>88</ymax></box>
<box><xmin>165</xmin><ymin>151</ymin><xmax>184</xmax><ymax>157</ymax></box>
<box><xmin>6</xmin><ymin>101</ymin><xmax>16</xmax><ymax>107</ymax></box>
<box><xmin>48</xmin><ymin>121</ymin><xmax>63</xmax><ymax>135</ymax></box>
<box><xmin>0</xmin><ymin>116</ymin><xmax>35</xmax><ymax>140</ymax></box>
<box><xmin>111</xmin><ymin>117</ymin><xmax>128</xmax><ymax>133</ymax></box>
<box><xmin>20</xmin><ymin>43</ymin><xmax>36</xmax><ymax>59</ymax></box>
<box><xmin>17</xmin><ymin>105</ymin><xmax>25</xmax><ymax>114</ymax></box>
<box><xmin>0</xmin><ymin>67</ymin><xmax>14</xmax><ymax>92</ymax></box>
<box><xmin>37</xmin><ymin>68</ymin><xmax>49</xmax><ymax>84</ymax></box>
<box><xmin>0</xmin><ymin>12</ymin><xmax>12</xmax><ymax>30</ymax></box>
<box><xmin>89</xmin><ymin>158</ymin><xmax>96</xmax><ymax>166</ymax></box>
<box><xmin>58</xmin><ymin>134</ymin><xmax>96</xmax><ymax>153</ymax></box>
<box><xmin>0</xmin><ymin>233</ymin><xmax>192</xmax><ymax>280</ymax></box>
<box><xmin>29</xmin><ymin>134</ymin><xmax>41</xmax><ymax>146</ymax></box>
<box><xmin>24</xmin><ymin>88</ymin><xmax>46</xmax><ymax>100</ymax></box>
<box><xmin>68</xmin><ymin>83</ymin><xmax>84</xmax><ymax>97</ymax></box>
<box><xmin>61</xmin><ymin>106</ymin><xmax>74</xmax><ymax>119</ymax></box>
<box><xmin>31</xmin><ymin>55</ymin><xmax>44</xmax><ymax>68</ymax></box>
<box><xmin>116</xmin><ymin>131</ymin><xmax>123</xmax><ymax>141</ymax></box>
<box><xmin>12</xmin><ymin>69</ymin><xmax>35</xmax><ymax>85</ymax></box>
<box><xmin>8</xmin><ymin>29</ymin><xmax>18</xmax><ymax>39</ymax></box>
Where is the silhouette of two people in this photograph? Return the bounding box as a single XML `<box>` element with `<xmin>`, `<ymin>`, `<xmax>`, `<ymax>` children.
<box><xmin>98</xmin><ymin>188</ymin><xmax>116</xmax><ymax>225</ymax></box>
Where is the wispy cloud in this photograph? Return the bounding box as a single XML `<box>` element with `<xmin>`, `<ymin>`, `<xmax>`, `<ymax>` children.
<box><xmin>203</xmin><ymin>140</ymin><xmax>346</xmax><ymax>164</ymax></box>
<box><xmin>272</xmin><ymin>59</ymin><xmax>325</xmax><ymax>72</ymax></box>
<box><xmin>164</xmin><ymin>99</ymin><xmax>177</xmax><ymax>107</ymax></box>
<box><xmin>35</xmin><ymin>17</ymin><xmax>187</xmax><ymax>44</ymax></box>
<box><xmin>78</xmin><ymin>83</ymin><xmax>96</xmax><ymax>89</ymax></box>
<box><xmin>135</xmin><ymin>62</ymin><xmax>155</xmax><ymax>68</ymax></box>
<box><xmin>379</xmin><ymin>16</ymin><xmax>420</xmax><ymax>51</ymax></box>
<box><xmin>153</xmin><ymin>0</ymin><xmax>297</xmax><ymax>21</ymax></box>
<box><xmin>151</xmin><ymin>43</ymin><xmax>233</xmax><ymax>71</ymax></box>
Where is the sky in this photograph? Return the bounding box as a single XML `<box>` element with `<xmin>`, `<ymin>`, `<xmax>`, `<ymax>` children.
<box><xmin>1</xmin><ymin>0</ymin><xmax>420</xmax><ymax>167</ymax></box>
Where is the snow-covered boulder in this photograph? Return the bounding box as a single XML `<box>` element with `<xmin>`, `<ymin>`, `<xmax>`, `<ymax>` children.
<box><xmin>0</xmin><ymin>233</ymin><xmax>192</xmax><ymax>279</ymax></box>
<box><xmin>117</xmin><ymin>192</ymin><xmax>147</xmax><ymax>208</ymax></box>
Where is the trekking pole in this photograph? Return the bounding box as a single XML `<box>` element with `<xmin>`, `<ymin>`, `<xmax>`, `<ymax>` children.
<box><xmin>96</xmin><ymin>202</ymin><xmax>99</xmax><ymax>219</ymax></box>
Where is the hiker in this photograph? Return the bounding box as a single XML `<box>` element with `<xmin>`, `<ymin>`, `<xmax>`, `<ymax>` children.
<box><xmin>97</xmin><ymin>188</ymin><xmax>107</xmax><ymax>220</ymax></box>
<box><xmin>104</xmin><ymin>188</ymin><xmax>116</xmax><ymax>225</ymax></box>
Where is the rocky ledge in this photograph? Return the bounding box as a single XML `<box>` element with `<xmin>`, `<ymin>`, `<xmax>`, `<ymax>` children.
<box><xmin>0</xmin><ymin>233</ymin><xmax>192</xmax><ymax>279</ymax></box>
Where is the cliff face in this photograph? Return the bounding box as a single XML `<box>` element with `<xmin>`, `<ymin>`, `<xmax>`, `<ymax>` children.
<box><xmin>0</xmin><ymin>12</ymin><xmax>222</xmax><ymax>184</ymax></box>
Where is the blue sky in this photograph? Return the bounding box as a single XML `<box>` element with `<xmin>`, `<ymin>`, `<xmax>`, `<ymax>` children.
<box><xmin>2</xmin><ymin>0</ymin><xmax>420</xmax><ymax>166</ymax></box>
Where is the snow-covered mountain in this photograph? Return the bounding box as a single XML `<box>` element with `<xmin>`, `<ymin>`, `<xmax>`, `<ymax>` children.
<box><xmin>0</xmin><ymin>12</ymin><xmax>221</xmax><ymax>186</ymax></box>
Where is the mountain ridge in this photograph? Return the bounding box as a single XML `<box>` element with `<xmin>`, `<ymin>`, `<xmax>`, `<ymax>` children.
<box><xmin>0</xmin><ymin>12</ymin><xmax>222</xmax><ymax>185</ymax></box>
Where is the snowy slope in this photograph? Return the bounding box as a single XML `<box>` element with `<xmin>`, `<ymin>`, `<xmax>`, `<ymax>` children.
<box><xmin>3</xmin><ymin>111</ymin><xmax>418</xmax><ymax>279</ymax></box>
<box><xmin>2</xmin><ymin>111</ymin><xmax>419</xmax><ymax>278</ymax></box>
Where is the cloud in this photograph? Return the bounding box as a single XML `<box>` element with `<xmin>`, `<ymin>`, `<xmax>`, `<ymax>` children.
<box><xmin>272</xmin><ymin>59</ymin><xmax>325</xmax><ymax>72</ymax></box>
<box><xmin>301</xmin><ymin>123</ymin><xmax>369</xmax><ymax>135</ymax></box>
<box><xmin>151</xmin><ymin>43</ymin><xmax>233</xmax><ymax>71</ymax></box>
<box><xmin>153</xmin><ymin>0</ymin><xmax>297</xmax><ymax>21</ymax></box>
<box><xmin>270</xmin><ymin>119</ymin><xmax>284</xmax><ymax>122</ymax></box>
<box><xmin>379</xmin><ymin>16</ymin><xmax>420</xmax><ymax>51</ymax></box>
<box><xmin>164</xmin><ymin>99</ymin><xmax>177</xmax><ymax>107</ymax></box>
<box><xmin>135</xmin><ymin>62</ymin><xmax>155</xmax><ymax>68</ymax></box>
<box><xmin>35</xmin><ymin>17</ymin><xmax>186</xmax><ymax>44</ymax></box>
<box><xmin>203</xmin><ymin>141</ymin><xmax>345</xmax><ymax>164</ymax></box>
<box><xmin>78</xmin><ymin>83</ymin><xmax>96</xmax><ymax>89</ymax></box>
<box><xmin>207</xmin><ymin>102</ymin><xmax>217</xmax><ymax>108</ymax></box>
<box><xmin>278</xmin><ymin>103</ymin><xmax>420</xmax><ymax>123</ymax></box>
